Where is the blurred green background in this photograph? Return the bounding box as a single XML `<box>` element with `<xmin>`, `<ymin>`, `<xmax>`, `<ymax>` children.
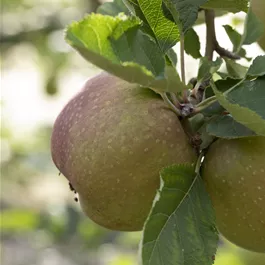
<box><xmin>1</xmin><ymin>1</ymin><xmax>264</xmax><ymax>264</ymax></box>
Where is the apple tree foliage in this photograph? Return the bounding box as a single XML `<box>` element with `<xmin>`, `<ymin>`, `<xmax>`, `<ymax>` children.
<box><xmin>62</xmin><ymin>0</ymin><xmax>264</xmax><ymax>264</ymax></box>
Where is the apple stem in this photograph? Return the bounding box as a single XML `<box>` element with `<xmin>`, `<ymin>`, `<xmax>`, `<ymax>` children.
<box><xmin>170</xmin><ymin>92</ymin><xmax>181</xmax><ymax>108</ymax></box>
<box><xmin>195</xmin><ymin>151</ymin><xmax>205</xmax><ymax>174</ymax></box>
<box><xmin>161</xmin><ymin>93</ymin><xmax>181</xmax><ymax>116</ymax></box>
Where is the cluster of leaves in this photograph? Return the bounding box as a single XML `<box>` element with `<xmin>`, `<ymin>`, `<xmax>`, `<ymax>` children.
<box><xmin>64</xmin><ymin>0</ymin><xmax>265</xmax><ymax>264</ymax></box>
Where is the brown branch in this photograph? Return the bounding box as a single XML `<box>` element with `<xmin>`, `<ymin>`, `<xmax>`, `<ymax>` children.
<box><xmin>205</xmin><ymin>9</ymin><xmax>216</xmax><ymax>61</ymax></box>
<box><xmin>215</xmin><ymin>44</ymin><xmax>241</xmax><ymax>59</ymax></box>
<box><xmin>204</xmin><ymin>9</ymin><xmax>240</xmax><ymax>60</ymax></box>
<box><xmin>189</xmin><ymin>10</ymin><xmax>241</xmax><ymax>104</ymax></box>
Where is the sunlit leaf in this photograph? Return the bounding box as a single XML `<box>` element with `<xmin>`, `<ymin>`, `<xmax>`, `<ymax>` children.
<box><xmin>163</xmin><ymin>0</ymin><xmax>208</xmax><ymax>33</ymax></box>
<box><xmin>123</xmin><ymin>0</ymin><xmax>180</xmax><ymax>51</ymax></box>
<box><xmin>66</xmin><ymin>14</ymin><xmax>186</xmax><ymax>93</ymax></box>
<box><xmin>137</xmin><ymin>0</ymin><xmax>180</xmax><ymax>52</ymax></box>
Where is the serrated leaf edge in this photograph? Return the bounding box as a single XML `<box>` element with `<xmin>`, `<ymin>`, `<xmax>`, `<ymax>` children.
<box><xmin>139</xmin><ymin>164</ymin><xmax>196</xmax><ymax>265</ymax></box>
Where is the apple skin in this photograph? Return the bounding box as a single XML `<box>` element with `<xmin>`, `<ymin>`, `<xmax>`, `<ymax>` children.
<box><xmin>239</xmin><ymin>248</ymin><xmax>265</xmax><ymax>265</ymax></box>
<box><xmin>51</xmin><ymin>72</ymin><xmax>197</xmax><ymax>231</ymax></box>
<box><xmin>202</xmin><ymin>136</ymin><xmax>265</xmax><ymax>253</ymax></box>
<box><xmin>252</xmin><ymin>0</ymin><xmax>265</xmax><ymax>51</ymax></box>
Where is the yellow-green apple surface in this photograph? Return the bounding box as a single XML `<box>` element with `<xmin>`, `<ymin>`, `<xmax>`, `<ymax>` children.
<box><xmin>202</xmin><ymin>136</ymin><xmax>265</xmax><ymax>252</ymax></box>
<box><xmin>51</xmin><ymin>72</ymin><xmax>197</xmax><ymax>231</ymax></box>
<box><xmin>252</xmin><ymin>0</ymin><xmax>265</xmax><ymax>50</ymax></box>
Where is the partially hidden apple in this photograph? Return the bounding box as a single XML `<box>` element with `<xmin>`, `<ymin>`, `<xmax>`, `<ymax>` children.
<box><xmin>252</xmin><ymin>0</ymin><xmax>265</xmax><ymax>51</ymax></box>
<box><xmin>51</xmin><ymin>72</ymin><xmax>197</xmax><ymax>231</ymax></box>
<box><xmin>202</xmin><ymin>136</ymin><xmax>265</xmax><ymax>252</ymax></box>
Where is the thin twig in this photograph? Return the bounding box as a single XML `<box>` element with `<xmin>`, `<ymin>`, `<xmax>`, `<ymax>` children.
<box><xmin>188</xmin><ymin>10</ymin><xmax>217</xmax><ymax>104</ymax></box>
<box><xmin>191</xmin><ymin>96</ymin><xmax>217</xmax><ymax>116</ymax></box>
<box><xmin>191</xmin><ymin>9</ymin><xmax>239</xmax><ymax>106</ymax></box>
<box><xmin>215</xmin><ymin>45</ymin><xmax>241</xmax><ymax>59</ymax></box>
<box><xmin>190</xmin><ymin>77</ymin><xmax>211</xmax><ymax>105</ymax></box>
<box><xmin>169</xmin><ymin>92</ymin><xmax>181</xmax><ymax>108</ymax></box>
<box><xmin>204</xmin><ymin>10</ymin><xmax>240</xmax><ymax>60</ymax></box>
<box><xmin>180</xmin><ymin>33</ymin><xmax>189</xmax><ymax>103</ymax></box>
<box><xmin>204</xmin><ymin>9</ymin><xmax>216</xmax><ymax>61</ymax></box>
<box><xmin>180</xmin><ymin>32</ymin><xmax>186</xmax><ymax>85</ymax></box>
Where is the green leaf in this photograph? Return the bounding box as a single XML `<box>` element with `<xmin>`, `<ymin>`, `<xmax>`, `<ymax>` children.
<box><xmin>237</xmin><ymin>47</ymin><xmax>251</xmax><ymax>61</ymax></box>
<box><xmin>188</xmin><ymin>113</ymin><xmax>205</xmax><ymax>133</ymax></box>
<box><xmin>215</xmin><ymin>77</ymin><xmax>241</xmax><ymax>93</ymax></box>
<box><xmin>223</xmin><ymin>25</ymin><xmax>241</xmax><ymax>52</ymax></box>
<box><xmin>166</xmin><ymin>48</ymin><xmax>178</xmax><ymax>66</ymax></box>
<box><xmin>199</xmin><ymin>78</ymin><xmax>241</xmax><ymax>117</ymax></box>
<box><xmin>211</xmin><ymin>77</ymin><xmax>265</xmax><ymax>136</ymax></box>
<box><xmin>201</xmin><ymin>78</ymin><xmax>240</xmax><ymax>117</ymax></box>
<box><xmin>247</xmin><ymin>55</ymin><xmax>265</xmax><ymax>77</ymax></box>
<box><xmin>184</xmin><ymin>28</ymin><xmax>202</xmax><ymax>59</ymax></box>
<box><xmin>202</xmin><ymin>0</ymin><xmax>248</xmax><ymax>13</ymax></box>
<box><xmin>137</xmin><ymin>0</ymin><xmax>180</xmax><ymax>52</ymax></box>
<box><xmin>123</xmin><ymin>0</ymin><xmax>180</xmax><ymax>52</ymax></box>
<box><xmin>66</xmin><ymin>14</ymin><xmax>186</xmax><ymax>93</ymax></box>
<box><xmin>163</xmin><ymin>0</ymin><xmax>208</xmax><ymax>33</ymax></box>
<box><xmin>197</xmin><ymin>57</ymin><xmax>223</xmax><ymax>84</ymax></box>
<box><xmin>206</xmin><ymin>115</ymin><xmax>257</xmax><ymax>139</ymax></box>
<box><xmin>123</xmin><ymin>0</ymin><xmax>156</xmax><ymax>37</ymax></box>
<box><xmin>97</xmin><ymin>0</ymin><xmax>130</xmax><ymax>16</ymax></box>
<box><xmin>216</xmin><ymin>71</ymin><xmax>230</xmax><ymax>79</ymax></box>
<box><xmin>199</xmin><ymin>125</ymin><xmax>216</xmax><ymax>150</ymax></box>
<box><xmin>141</xmin><ymin>164</ymin><xmax>218</xmax><ymax>265</ymax></box>
<box><xmin>201</xmin><ymin>101</ymin><xmax>225</xmax><ymax>117</ymax></box>
<box><xmin>111</xmin><ymin>25</ymin><xmax>164</xmax><ymax>77</ymax></box>
<box><xmin>241</xmin><ymin>7</ymin><xmax>264</xmax><ymax>45</ymax></box>
<box><xmin>221</xmin><ymin>26</ymin><xmax>250</xmax><ymax>59</ymax></box>
<box><xmin>225</xmin><ymin>59</ymin><xmax>248</xmax><ymax>79</ymax></box>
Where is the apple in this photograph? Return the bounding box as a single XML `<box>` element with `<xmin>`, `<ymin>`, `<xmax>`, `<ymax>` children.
<box><xmin>202</xmin><ymin>136</ymin><xmax>265</xmax><ymax>252</ymax></box>
<box><xmin>252</xmin><ymin>0</ymin><xmax>265</xmax><ymax>50</ymax></box>
<box><xmin>51</xmin><ymin>72</ymin><xmax>197</xmax><ymax>231</ymax></box>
